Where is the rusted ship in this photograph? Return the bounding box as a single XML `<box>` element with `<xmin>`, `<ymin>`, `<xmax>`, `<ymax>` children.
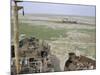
<box><xmin>11</xmin><ymin>35</ymin><xmax>54</xmax><ymax>74</ymax></box>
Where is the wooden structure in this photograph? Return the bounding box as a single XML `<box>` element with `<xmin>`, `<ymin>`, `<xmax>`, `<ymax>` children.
<box><xmin>12</xmin><ymin>0</ymin><xmax>24</xmax><ymax>74</ymax></box>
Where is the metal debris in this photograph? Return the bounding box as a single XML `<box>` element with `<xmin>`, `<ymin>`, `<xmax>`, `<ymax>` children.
<box><xmin>11</xmin><ymin>36</ymin><xmax>54</xmax><ymax>74</ymax></box>
<box><xmin>64</xmin><ymin>52</ymin><xmax>96</xmax><ymax>71</ymax></box>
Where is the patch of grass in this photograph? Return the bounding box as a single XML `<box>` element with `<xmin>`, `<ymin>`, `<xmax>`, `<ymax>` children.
<box><xmin>19</xmin><ymin>23</ymin><xmax>66</xmax><ymax>40</ymax></box>
<box><xmin>76</xmin><ymin>29</ymin><xmax>96</xmax><ymax>34</ymax></box>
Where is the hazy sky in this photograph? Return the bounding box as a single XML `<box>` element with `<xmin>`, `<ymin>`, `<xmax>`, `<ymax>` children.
<box><xmin>17</xmin><ymin>2</ymin><xmax>96</xmax><ymax>16</ymax></box>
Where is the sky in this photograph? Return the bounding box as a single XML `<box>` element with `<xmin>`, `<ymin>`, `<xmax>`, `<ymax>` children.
<box><xmin>17</xmin><ymin>2</ymin><xmax>96</xmax><ymax>16</ymax></box>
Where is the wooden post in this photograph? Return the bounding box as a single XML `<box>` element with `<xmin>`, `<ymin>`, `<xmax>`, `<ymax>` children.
<box><xmin>13</xmin><ymin>1</ymin><xmax>20</xmax><ymax>74</ymax></box>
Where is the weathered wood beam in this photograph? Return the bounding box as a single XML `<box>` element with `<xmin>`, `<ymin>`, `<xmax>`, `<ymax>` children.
<box><xmin>13</xmin><ymin>1</ymin><xmax>20</xmax><ymax>74</ymax></box>
<box><xmin>14</xmin><ymin>0</ymin><xmax>23</xmax><ymax>2</ymax></box>
<box><xmin>12</xmin><ymin>6</ymin><xmax>23</xmax><ymax>11</ymax></box>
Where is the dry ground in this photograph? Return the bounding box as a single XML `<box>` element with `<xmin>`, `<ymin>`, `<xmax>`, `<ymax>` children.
<box><xmin>11</xmin><ymin>14</ymin><xmax>96</xmax><ymax>71</ymax></box>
